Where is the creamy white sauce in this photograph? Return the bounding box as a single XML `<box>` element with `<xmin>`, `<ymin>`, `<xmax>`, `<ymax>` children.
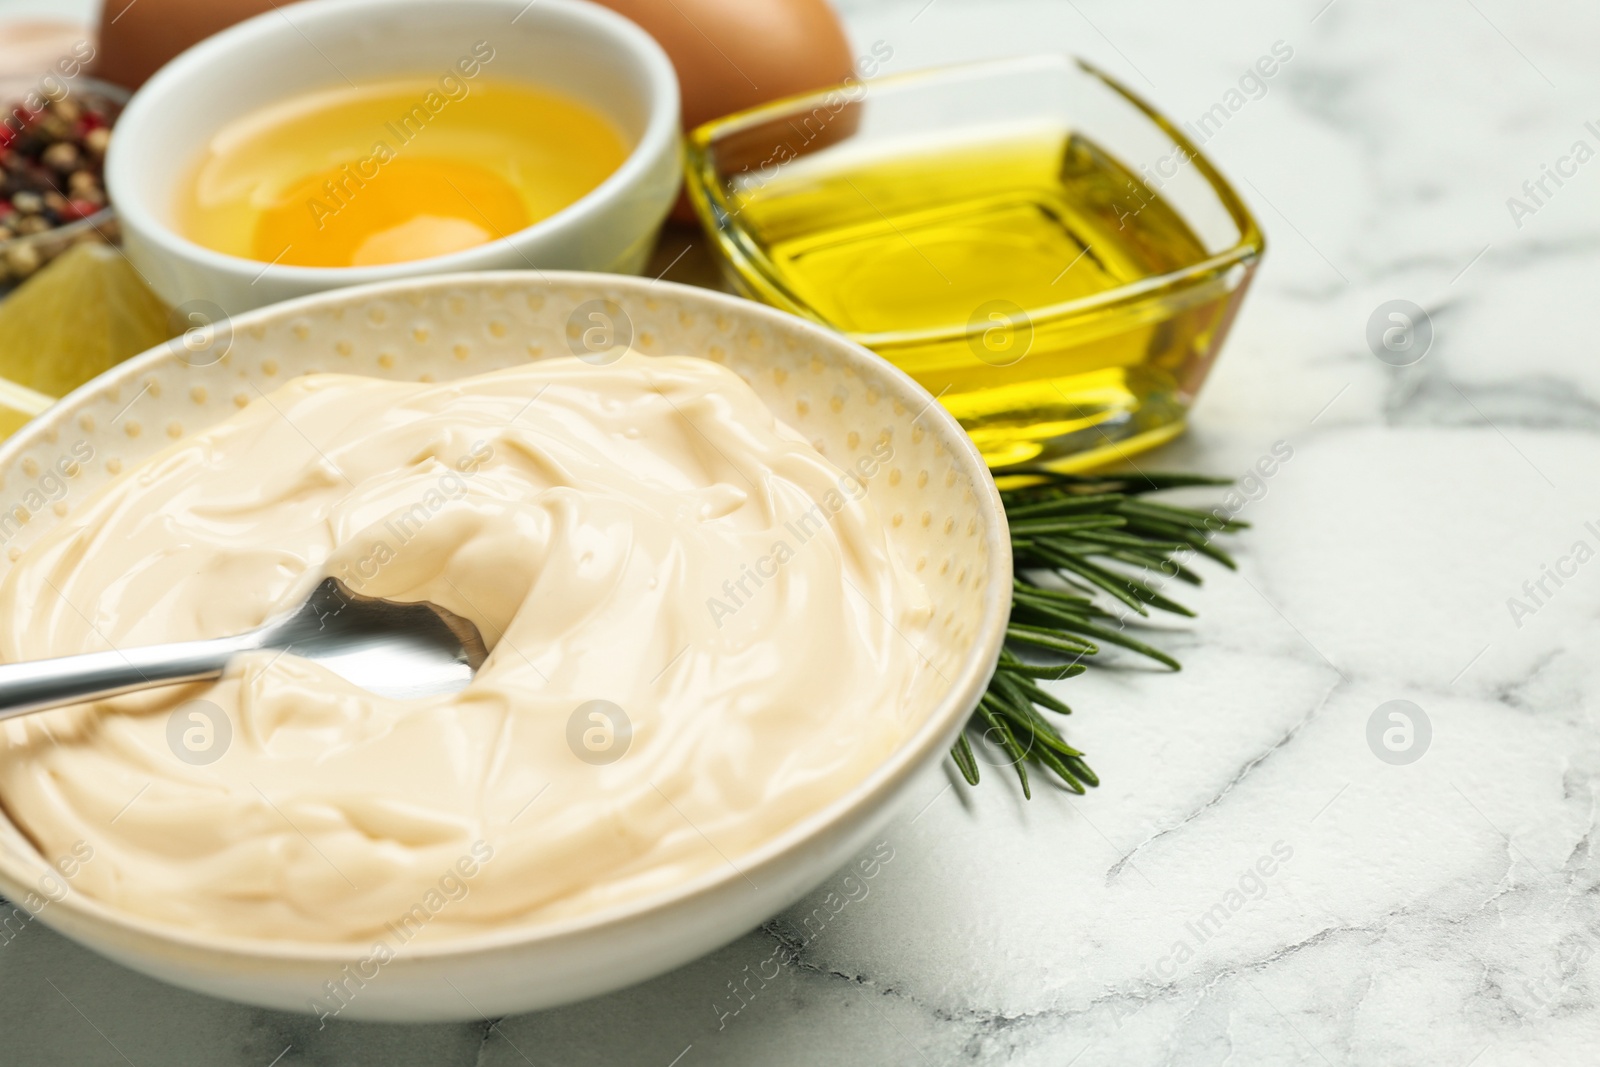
<box><xmin>0</xmin><ymin>355</ymin><xmax>932</xmax><ymax>941</ymax></box>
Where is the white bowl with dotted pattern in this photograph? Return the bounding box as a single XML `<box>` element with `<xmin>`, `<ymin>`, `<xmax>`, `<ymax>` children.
<box><xmin>0</xmin><ymin>272</ymin><xmax>1010</xmax><ymax>1020</ymax></box>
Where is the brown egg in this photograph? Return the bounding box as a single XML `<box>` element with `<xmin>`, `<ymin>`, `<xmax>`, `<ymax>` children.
<box><xmin>593</xmin><ymin>0</ymin><xmax>856</xmax><ymax>222</ymax></box>
<box><xmin>92</xmin><ymin>0</ymin><xmax>278</xmax><ymax>90</ymax></box>
<box><xmin>592</xmin><ymin>0</ymin><xmax>854</xmax><ymax>133</ymax></box>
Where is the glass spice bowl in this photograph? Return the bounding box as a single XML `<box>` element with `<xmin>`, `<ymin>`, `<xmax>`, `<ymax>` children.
<box><xmin>684</xmin><ymin>55</ymin><xmax>1265</xmax><ymax>473</ymax></box>
<box><xmin>0</xmin><ymin>77</ymin><xmax>128</xmax><ymax>289</ymax></box>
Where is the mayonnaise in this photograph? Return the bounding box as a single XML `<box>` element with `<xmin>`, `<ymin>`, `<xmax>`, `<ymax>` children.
<box><xmin>0</xmin><ymin>355</ymin><xmax>932</xmax><ymax>942</ymax></box>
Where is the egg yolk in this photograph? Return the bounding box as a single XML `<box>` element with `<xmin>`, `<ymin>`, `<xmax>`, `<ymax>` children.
<box><xmin>255</xmin><ymin>158</ymin><xmax>529</xmax><ymax>268</ymax></box>
<box><xmin>179</xmin><ymin>78</ymin><xmax>628</xmax><ymax>269</ymax></box>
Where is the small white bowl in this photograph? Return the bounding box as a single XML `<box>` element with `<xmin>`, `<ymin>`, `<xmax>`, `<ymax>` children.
<box><xmin>105</xmin><ymin>0</ymin><xmax>681</xmax><ymax>313</ymax></box>
<box><xmin>0</xmin><ymin>272</ymin><xmax>1010</xmax><ymax>1020</ymax></box>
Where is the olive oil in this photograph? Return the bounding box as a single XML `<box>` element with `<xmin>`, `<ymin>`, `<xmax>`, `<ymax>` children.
<box><xmin>180</xmin><ymin>79</ymin><xmax>627</xmax><ymax>269</ymax></box>
<box><xmin>711</xmin><ymin>127</ymin><xmax>1257</xmax><ymax>470</ymax></box>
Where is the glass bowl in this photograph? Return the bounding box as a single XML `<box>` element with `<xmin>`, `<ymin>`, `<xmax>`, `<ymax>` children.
<box><xmin>0</xmin><ymin>76</ymin><xmax>128</xmax><ymax>289</ymax></box>
<box><xmin>685</xmin><ymin>55</ymin><xmax>1265</xmax><ymax>472</ymax></box>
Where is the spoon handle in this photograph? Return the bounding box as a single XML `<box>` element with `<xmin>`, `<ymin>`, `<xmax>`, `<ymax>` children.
<box><xmin>0</xmin><ymin>636</ymin><xmax>251</xmax><ymax>723</ymax></box>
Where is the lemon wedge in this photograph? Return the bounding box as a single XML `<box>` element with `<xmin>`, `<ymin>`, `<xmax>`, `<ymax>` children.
<box><xmin>0</xmin><ymin>243</ymin><xmax>173</xmax><ymax>436</ymax></box>
<box><xmin>0</xmin><ymin>377</ymin><xmax>54</xmax><ymax>438</ymax></box>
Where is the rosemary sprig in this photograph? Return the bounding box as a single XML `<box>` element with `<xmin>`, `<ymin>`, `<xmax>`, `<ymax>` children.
<box><xmin>957</xmin><ymin>470</ymin><xmax>1246</xmax><ymax>796</ymax></box>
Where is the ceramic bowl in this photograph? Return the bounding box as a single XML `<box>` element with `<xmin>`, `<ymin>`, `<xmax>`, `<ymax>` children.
<box><xmin>105</xmin><ymin>0</ymin><xmax>681</xmax><ymax>314</ymax></box>
<box><xmin>0</xmin><ymin>272</ymin><xmax>1009</xmax><ymax>1020</ymax></box>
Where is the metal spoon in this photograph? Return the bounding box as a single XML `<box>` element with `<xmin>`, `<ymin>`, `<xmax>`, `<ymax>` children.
<box><xmin>0</xmin><ymin>578</ymin><xmax>489</xmax><ymax>723</ymax></box>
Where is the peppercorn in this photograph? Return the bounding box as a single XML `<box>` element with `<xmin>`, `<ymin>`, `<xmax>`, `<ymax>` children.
<box><xmin>61</xmin><ymin>198</ymin><xmax>100</xmax><ymax>220</ymax></box>
<box><xmin>4</xmin><ymin>241</ymin><xmax>40</xmax><ymax>278</ymax></box>
<box><xmin>41</xmin><ymin>141</ymin><xmax>79</xmax><ymax>173</ymax></box>
<box><xmin>34</xmin><ymin>114</ymin><xmax>70</xmax><ymax>142</ymax></box>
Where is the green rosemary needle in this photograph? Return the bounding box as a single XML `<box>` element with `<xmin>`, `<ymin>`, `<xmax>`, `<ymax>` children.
<box><xmin>957</xmin><ymin>470</ymin><xmax>1246</xmax><ymax>796</ymax></box>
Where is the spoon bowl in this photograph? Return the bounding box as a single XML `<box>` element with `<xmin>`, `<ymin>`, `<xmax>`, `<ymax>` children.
<box><xmin>259</xmin><ymin>578</ymin><xmax>489</xmax><ymax>700</ymax></box>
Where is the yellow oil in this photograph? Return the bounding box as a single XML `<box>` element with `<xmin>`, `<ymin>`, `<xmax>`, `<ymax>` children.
<box><xmin>180</xmin><ymin>79</ymin><xmax>628</xmax><ymax>268</ymax></box>
<box><xmin>715</xmin><ymin>129</ymin><xmax>1254</xmax><ymax>470</ymax></box>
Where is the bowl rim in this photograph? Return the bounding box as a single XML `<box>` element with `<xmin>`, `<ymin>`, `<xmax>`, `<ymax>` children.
<box><xmin>683</xmin><ymin>53</ymin><xmax>1266</xmax><ymax>348</ymax></box>
<box><xmin>104</xmin><ymin>0</ymin><xmax>681</xmax><ymax>286</ymax></box>
<box><xmin>0</xmin><ymin>269</ymin><xmax>1012</xmax><ymax>963</ymax></box>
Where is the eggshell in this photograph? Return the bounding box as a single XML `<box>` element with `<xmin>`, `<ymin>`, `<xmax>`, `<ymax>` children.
<box><xmin>592</xmin><ymin>0</ymin><xmax>854</xmax><ymax>132</ymax></box>
<box><xmin>593</xmin><ymin>0</ymin><xmax>856</xmax><ymax>221</ymax></box>
<box><xmin>93</xmin><ymin>0</ymin><xmax>277</xmax><ymax>90</ymax></box>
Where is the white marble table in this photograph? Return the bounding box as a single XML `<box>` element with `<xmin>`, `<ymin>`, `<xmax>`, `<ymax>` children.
<box><xmin>5</xmin><ymin>0</ymin><xmax>1600</xmax><ymax>1063</ymax></box>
